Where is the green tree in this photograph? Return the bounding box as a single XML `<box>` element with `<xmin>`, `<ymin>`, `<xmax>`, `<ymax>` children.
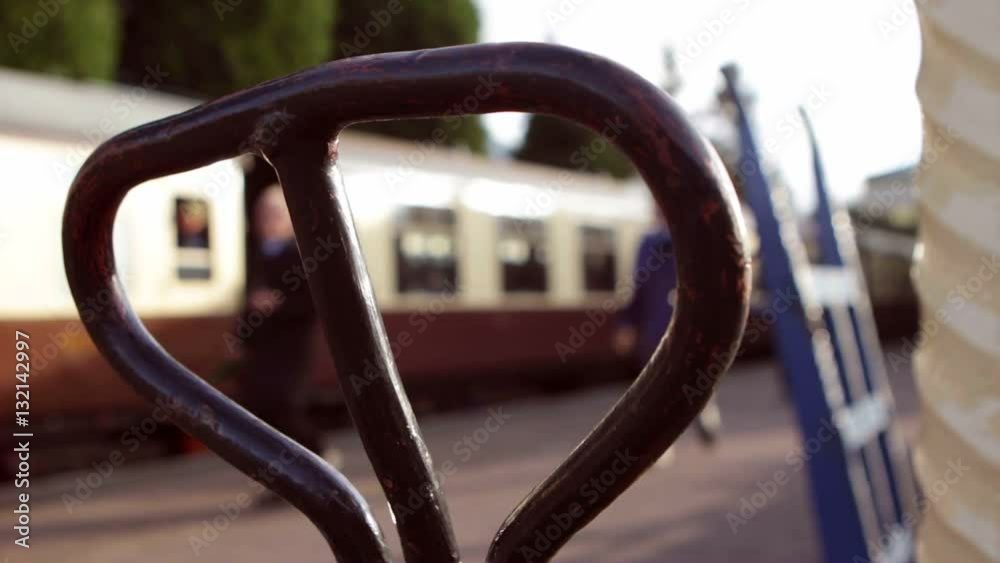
<box><xmin>0</xmin><ymin>0</ymin><xmax>120</xmax><ymax>80</ymax></box>
<box><xmin>117</xmin><ymin>0</ymin><xmax>335</xmax><ymax>97</ymax></box>
<box><xmin>334</xmin><ymin>0</ymin><xmax>486</xmax><ymax>152</ymax></box>
<box><xmin>515</xmin><ymin>115</ymin><xmax>635</xmax><ymax>179</ymax></box>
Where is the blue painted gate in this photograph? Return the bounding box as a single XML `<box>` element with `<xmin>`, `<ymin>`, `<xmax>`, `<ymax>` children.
<box><xmin>721</xmin><ymin>65</ymin><xmax>919</xmax><ymax>563</ymax></box>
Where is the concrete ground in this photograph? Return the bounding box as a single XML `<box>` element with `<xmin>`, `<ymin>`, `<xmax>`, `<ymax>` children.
<box><xmin>3</xmin><ymin>353</ymin><xmax>919</xmax><ymax>563</ymax></box>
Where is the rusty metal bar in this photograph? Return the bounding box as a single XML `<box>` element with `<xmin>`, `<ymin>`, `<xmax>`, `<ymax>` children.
<box><xmin>267</xmin><ymin>136</ymin><xmax>460</xmax><ymax>562</ymax></box>
<box><xmin>62</xmin><ymin>43</ymin><xmax>751</xmax><ymax>562</ymax></box>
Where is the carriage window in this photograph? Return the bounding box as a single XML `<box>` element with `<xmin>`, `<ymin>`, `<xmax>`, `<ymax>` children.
<box><xmin>499</xmin><ymin>218</ymin><xmax>548</xmax><ymax>293</ymax></box>
<box><xmin>175</xmin><ymin>198</ymin><xmax>212</xmax><ymax>280</ymax></box>
<box><xmin>581</xmin><ymin>226</ymin><xmax>617</xmax><ymax>292</ymax></box>
<box><xmin>395</xmin><ymin>207</ymin><xmax>457</xmax><ymax>293</ymax></box>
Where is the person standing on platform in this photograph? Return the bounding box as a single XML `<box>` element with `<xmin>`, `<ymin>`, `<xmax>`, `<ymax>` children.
<box><xmin>239</xmin><ymin>185</ymin><xmax>338</xmax><ymax>467</ymax></box>
<box><xmin>615</xmin><ymin>211</ymin><xmax>721</xmax><ymax>445</ymax></box>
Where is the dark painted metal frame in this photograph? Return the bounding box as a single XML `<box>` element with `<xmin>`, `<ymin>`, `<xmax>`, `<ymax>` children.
<box><xmin>62</xmin><ymin>43</ymin><xmax>750</xmax><ymax>562</ymax></box>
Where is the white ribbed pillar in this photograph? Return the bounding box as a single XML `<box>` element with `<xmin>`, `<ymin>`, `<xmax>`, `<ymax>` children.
<box><xmin>911</xmin><ymin>1</ymin><xmax>999</xmax><ymax>561</ymax></box>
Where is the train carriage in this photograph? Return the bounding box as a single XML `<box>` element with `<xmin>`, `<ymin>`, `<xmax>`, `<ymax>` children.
<box><xmin>0</xmin><ymin>67</ymin><xmax>654</xmax><ymax>449</ymax></box>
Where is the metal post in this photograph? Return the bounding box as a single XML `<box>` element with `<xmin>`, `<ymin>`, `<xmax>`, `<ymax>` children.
<box><xmin>269</xmin><ymin>136</ymin><xmax>459</xmax><ymax>562</ymax></box>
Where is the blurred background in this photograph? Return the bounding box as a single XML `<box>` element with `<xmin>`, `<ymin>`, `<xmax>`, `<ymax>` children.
<box><xmin>0</xmin><ymin>1</ymin><xmax>928</xmax><ymax>561</ymax></box>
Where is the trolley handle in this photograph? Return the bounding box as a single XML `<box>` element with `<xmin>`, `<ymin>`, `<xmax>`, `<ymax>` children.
<box><xmin>62</xmin><ymin>42</ymin><xmax>751</xmax><ymax>563</ymax></box>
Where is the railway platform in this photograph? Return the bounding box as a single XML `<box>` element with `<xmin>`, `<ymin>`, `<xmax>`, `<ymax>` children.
<box><xmin>3</xmin><ymin>353</ymin><xmax>919</xmax><ymax>562</ymax></box>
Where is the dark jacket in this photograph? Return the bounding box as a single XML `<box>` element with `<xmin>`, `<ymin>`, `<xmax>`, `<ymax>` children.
<box><xmin>619</xmin><ymin>230</ymin><xmax>678</xmax><ymax>366</ymax></box>
<box><xmin>244</xmin><ymin>241</ymin><xmax>315</xmax><ymax>347</ymax></box>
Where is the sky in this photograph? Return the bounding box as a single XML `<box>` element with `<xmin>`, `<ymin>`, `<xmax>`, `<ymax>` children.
<box><xmin>474</xmin><ymin>0</ymin><xmax>925</xmax><ymax>207</ymax></box>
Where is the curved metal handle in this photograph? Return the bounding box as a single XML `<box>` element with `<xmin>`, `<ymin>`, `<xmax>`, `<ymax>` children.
<box><xmin>63</xmin><ymin>43</ymin><xmax>751</xmax><ymax>562</ymax></box>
